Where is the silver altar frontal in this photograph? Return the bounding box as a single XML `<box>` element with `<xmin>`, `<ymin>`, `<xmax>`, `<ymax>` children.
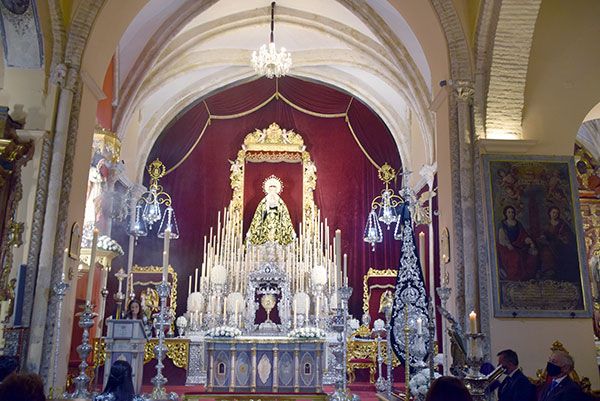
<box><xmin>206</xmin><ymin>337</ymin><xmax>326</xmax><ymax>393</ymax></box>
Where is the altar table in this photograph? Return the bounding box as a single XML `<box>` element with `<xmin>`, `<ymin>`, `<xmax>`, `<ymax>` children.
<box><xmin>206</xmin><ymin>337</ymin><xmax>326</xmax><ymax>393</ymax></box>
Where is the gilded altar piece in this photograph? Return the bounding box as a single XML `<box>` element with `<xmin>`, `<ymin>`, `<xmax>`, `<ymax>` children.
<box><xmin>247</xmin><ymin>175</ymin><xmax>296</xmax><ymax>245</ymax></box>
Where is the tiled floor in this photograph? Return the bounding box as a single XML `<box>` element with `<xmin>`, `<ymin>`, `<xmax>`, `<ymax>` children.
<box><xmin>140</xmin><ymin>384</ymin><xmax>406</xmax><ymax>401</ymax></box>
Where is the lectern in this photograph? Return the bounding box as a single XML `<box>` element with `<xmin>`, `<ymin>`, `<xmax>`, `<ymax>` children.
<box><xmin>104</xmin><ymin>319</ymin><xmax>147</xmax><ymax>392</ymax></box>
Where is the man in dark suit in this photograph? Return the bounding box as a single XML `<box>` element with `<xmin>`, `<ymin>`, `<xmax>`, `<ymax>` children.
<box><xmin>539</xmin><ymin>350</ymin><xmax>585</xmax><ymax>401</ymax></box>
<box><xmin>496</xmin><ymin>349</ymin><xmax>535</xmax><ymax>401</ymax></box>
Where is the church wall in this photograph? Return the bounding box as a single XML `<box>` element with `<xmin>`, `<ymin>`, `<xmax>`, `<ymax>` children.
<box><xmin>483</xmin><ymin>0</ymin><xmax>600</xmax><ymax>388</ymax></box>
<box><xmin>0</xmin><ymin>69</ymin><xmax>53</xmax><ymax>131</ymax></box>
<box><xmin>409</xmin><ymin>110</ymin><xmax>428</xmax><ymax>188</ymax></box>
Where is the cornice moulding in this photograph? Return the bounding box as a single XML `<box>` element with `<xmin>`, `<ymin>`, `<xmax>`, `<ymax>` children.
<box><xmin>477</xmin><ymin>138</ymin><xmax>538</xmax><ymax>154</ymax></box>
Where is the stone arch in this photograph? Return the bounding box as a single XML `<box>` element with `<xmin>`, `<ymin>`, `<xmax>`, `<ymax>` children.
<box><xmin>113</xmin><ymin>1</ymin><xmax>437</xmax><ymax>173</ymax></box>
<box><xmin>485</xmin><ymin>0</ymin><xmax>543</xmax><ymax>137</ymax></box>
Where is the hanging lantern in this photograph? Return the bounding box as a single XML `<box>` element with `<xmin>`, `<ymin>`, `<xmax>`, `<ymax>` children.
<box><xmin>363</xmin><ymin>210</ymin><xmax>383</xmax><ymax>251</ymax></box>
<box><xmin>157</xmin><ymin>206</ymin><xmax>180</xmax><ymax>239</ymax></box>
<box><xmin>378</xmin><ymin>189</ymin><xmax>397</xmax><ymax>229</ymax></box>
<box><xmin>130</xmin><ymin>202</ymin><xmax>148</xmax><ymax>237</ymax></box>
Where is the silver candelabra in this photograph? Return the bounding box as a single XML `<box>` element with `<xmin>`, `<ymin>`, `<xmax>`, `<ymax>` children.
<box><xmin>328</xmin><ymin>286</ymin><xmax>359</xmax><ymax>401</ymax></box>
<box><xmin>149</xmin><ymin>281</ymin><xmax>171</xmax><ymax>399</ymax></box>
<box><xmin>65</xmin><ymin>301</ymin><xmax>97</xmax><ymax>399</ymax></box>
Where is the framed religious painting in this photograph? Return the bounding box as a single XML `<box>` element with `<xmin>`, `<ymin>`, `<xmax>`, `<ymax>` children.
<box><xmin>483</xmin><ymin>154</ymin><xmax>592</xmax><ymax>318</ymax></box>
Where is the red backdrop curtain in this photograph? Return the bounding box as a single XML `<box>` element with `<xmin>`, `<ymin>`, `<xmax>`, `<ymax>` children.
<box><xmin>109</xmin><ymin>76</ymin><xmax>403</xmax><ymax>316</ymax></box>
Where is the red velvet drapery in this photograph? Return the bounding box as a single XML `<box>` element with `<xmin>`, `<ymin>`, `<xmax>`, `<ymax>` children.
<box><xmin>112</xmin><ymin>77</ymin><xmax>403</xmax><ymax>316</ymax></box>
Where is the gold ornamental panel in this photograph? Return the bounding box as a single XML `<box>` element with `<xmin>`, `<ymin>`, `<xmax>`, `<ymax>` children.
<box><xmin>129</xmin><ymin>265</ymin><xmax>178</xmax><ymax>315</ymax></box>
<box><xmin>230</xmin><ymin>123</ymin><xmax>318</xmax><ymax>238</ymax></box>
<box><xmin>362</xmin><ymin>268</ymin><xmax>398</xmax><ymax>314</ymax></box>
<box><xmin>92</xmin><ymin>338</ymin><xmax>189</xmax><ymax>370</ymax></box>
<box><xmin>144</xmin><ymin>338</ymin><xmax>190</xmax><ymax>368</ymax></box>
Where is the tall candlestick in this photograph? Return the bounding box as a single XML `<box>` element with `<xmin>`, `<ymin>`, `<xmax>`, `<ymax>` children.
<box><xmin>86</xmin><ymin>228</ymin><xmax>99</xmax><ymax>303</ymax></box>
<box><xmin>305</xmin><ymin>298</ymin><xmax>310</xmax><ymax>318</ymax></box>
<box><xmin>162</xmin><ymin>251</ymin><xmax>168</xmax><ymax>282</ymax></box>
<box><xmin>293</xmin><ymin>299</ymin><xmax>297</xmax><ymax>328</ymax></box>
<box><xmin>316</xmin><ymin>297</ymin><xmax>320</xmax><ymax>322</ymax></box>
<box><xmin>162</xmin><ymin>228</ymin><xmax>171</xmax><ymax>282</ymax></box>
<box><xmin>61</xmin><ymin>247</ymin><xmax>69</xmax><ymax>281</ymax></box>
<box><xmin>335</xmin><ymin>230</ymin><xmax>342</xmax><ymax>286</ymax></box>
<box><xmin>235</xmin><ymin>300</ymin><xmax>239</xmax><ymax>326</ymax></box>
<box><xmin>469</xmin><ymin>311</ymin><xmax>477</xmax><ymax>334</ymax></box>
<box><xmin>418</xmin><ymin>232</ymin><xmax>426</xmax><ymax>279</ymax></box>
<box><xmin>343</xmin><ymin>253</ymin><xmax>348</xmax><ymax>287</ymax></box>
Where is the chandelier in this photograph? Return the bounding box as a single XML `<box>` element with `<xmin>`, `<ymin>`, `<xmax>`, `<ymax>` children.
<box><xmin>364</xmin><ymin>164</ymin><xmax>427</xmax><ymax>250</ymax></box>
<box><xmin>130</xmin><ymin>159</ymin><xmax>180</xmax><ymax>239</ymax></box>
<box><xmin>251</xmin><ymin>2</ymin><xmax>292</xmax><ymax>79</ymax></box>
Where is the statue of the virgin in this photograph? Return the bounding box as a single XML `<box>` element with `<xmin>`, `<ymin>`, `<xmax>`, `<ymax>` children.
<box><xmin>246</xmin><ymin>175</ymin><xmax>296</xmax><ymax>245</ymax></box>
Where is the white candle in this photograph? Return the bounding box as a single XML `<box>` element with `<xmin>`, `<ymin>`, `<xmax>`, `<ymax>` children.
<box><xmin>469</xmin><ymin>311</ymin><xmax>477</xmax><ymax>334</ymax></box>
<box><xmin>335</xmin><ymin>230</ymin><xmax>342</xmax><ymax>285</ymax></box>
<box><xmin>162</xmin><ymin>228</ymin><xmax>171</xmax><ymax>282</ymax></box>
<box><xmin>188</xmin><ymin>276</ymin><xmax>192</xmax><ymax>295</ymax></box>
<box><xmin>86</xmin><ymin>228</ymin><xmax>99</xmax><ymax>303</ymax></box>
<box><xmin>61</xmin><ymin>247</ymin><xmax>68</xmax><ymax>281</ymax></box>
<box><xmin>195</xmin><ymin>268</ymin><xmax>199</xmax><ymax>292</ymax></box>
<box><xmin>419</xmin><ymin>232</ymin><xmax>426</xmax><ymax>278</ymax></box>
<box><xmin>162</xmin><ymin>251</ymin><xmax>168</xmax><ymax>282</ymax></box>
<box><xmin>223</xmin><ymin>297</ymin><xmax>227</xmax><ymax>318</ymax></box>
<box><xmin>294</xmin><ymin>299</ymin><xmax>297</xmax><ymax>328</ymax></box>
<box><xmin>343</xmin><ymin>254</ymin><xmax>348</xmax><ymax>287</ymax></box>
<box><xmin>416</xmin><ymin>317</ymin><xmax>423</xmax><ymax>335</ymax></box>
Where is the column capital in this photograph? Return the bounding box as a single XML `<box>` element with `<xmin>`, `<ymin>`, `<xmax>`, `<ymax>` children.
<box><xmin>452</xmin><ymin>80</ymin><xmax>474</xmax><ymax>103</ymax></box>
<box><xmin>50</xmin><ymin>63</ymin><xmax>79</xmax><ymax>91</ymax></box>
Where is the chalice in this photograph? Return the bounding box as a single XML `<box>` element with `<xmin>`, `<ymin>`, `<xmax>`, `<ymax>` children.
<box><xmin>261</xmin><ymin>294</ymin><xmax>277</xmax><ymax>323</ymax></box>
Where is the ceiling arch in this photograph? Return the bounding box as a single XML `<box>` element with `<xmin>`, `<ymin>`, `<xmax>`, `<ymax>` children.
<box><xmin>114</xmin><ymin>0</ymin><xmax>442</xmax><ymax>178</ymax></box>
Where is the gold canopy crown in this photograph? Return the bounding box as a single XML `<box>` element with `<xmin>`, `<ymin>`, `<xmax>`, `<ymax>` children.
<box><xmin>243</xmin><ymin>122</ymin><xmax>305</xmax><ymax>152</ymax></box>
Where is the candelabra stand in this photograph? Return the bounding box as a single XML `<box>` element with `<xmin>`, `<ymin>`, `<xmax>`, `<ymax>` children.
<box><xmin>426</xmin><ymin>303</ymin><xmax>436</xmax><ymax>382</ymax></box>
<box><xmin>383</xmin><ymin>309</ymin><xmax>393</xmax><ymax>400</ymax></box>
<box><xmin>114</xmin><ymin>269</ymin><xmax>128</xmax><ymax>319</ymax></box>
<box><xmin>50</xmin><ymin>277</ymin><xmax>69</xmax><ymax>399</ymax></box>
<box><xmin>312</xmin><ymin>284</ymin><xmax>324</xmax><ymax>329</ymax></box>
<box><xmin>374</xmin><ymin>332</ymin><xmax>387</xmax><ymax>393</ymax></box>
<box><xmin>436</xmin><ymin>284</ymin><xmax>466</xmax><ymax>377</ymax></box>
<box><xmin>466</xmin><ymin>333</ymin><xmax>485</xmax><ymax>378</ymax></box>
<box><xmin>463</xmin><ymin>335</ymin><xmax>503</xmax><ymax>401</ymax></box>
<box><xmin>328</xmin><ymin>286</ymin><xmax>359</xmax><ymax>401</ymax></box>
<box><xmin>147</xmin><ymin>281</ymin><xmax>175</xmax><ymax>400</ymax></box>
<box><xmin>66</xmin><ymin>302</ymin><xmax>97</xmax><ymax>400</ymax></box>
<box><xmin>403</xmin><ymin>308</ymin><xmax>411</xmax><ymax>401</ymax></box>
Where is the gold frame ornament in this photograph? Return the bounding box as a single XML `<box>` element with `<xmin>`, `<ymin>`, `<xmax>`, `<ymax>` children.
<box><xmin>362</xmin><ymin>267</ymin><xmax>398</xmax><ymax>314</ymax></box>
<box><xmin>229</xmin><ymin>122</ymin><xmax>318</xmax><ymax>237</ymax></box>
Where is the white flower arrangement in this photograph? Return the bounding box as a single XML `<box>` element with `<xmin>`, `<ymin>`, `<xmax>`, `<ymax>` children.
<box><xmin>409</xmin><ymin>368</ymin><xmax>441</xmax><ymax>397</ymax></box>
<box><xmin>97</xmin><ymin>235</ymin><xmax>124</xmax><ymax>255</ymax></box>
<box><xmin>206</xmin><ymin>326</ymin><xmax>242</xmax><ymax>338</ymax></box>
<box><xmin>289</xmin><ymin>327</ymin><xmax>326</xmax><ymax>339</ymax></box>
<box><xmin>175</xmin><ymin>316</ymin><xmax>188</xmax><ymax>328</ymax></box>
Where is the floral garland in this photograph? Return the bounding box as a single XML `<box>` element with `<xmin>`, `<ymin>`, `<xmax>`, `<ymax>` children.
<box><xmin>206</xmin><ymin>326</ymin><xmax>242</xmax><ymax>338</ymax></box>
<box><xmin>97</xmin><ymin>235</ymin><xmax>124</xmax><ymax>255</ymax></box>
<box><xmin>409</xmin><ymin>368</ymin><xmax>441</xmax><ymax>398</ymax></box>
<box><xmin>289</xmin><ymin>327</ymin><xmax>326</xmax><ymax>339</ymax></box>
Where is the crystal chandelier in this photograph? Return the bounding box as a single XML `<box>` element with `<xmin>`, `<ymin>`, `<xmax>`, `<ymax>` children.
<box><xmin>130</xmin><ymin>159</ymin><xmax>180</xmax><ymax>239</ymax></box>
<box><xmin>364</xmin><ymin>164</ymin><xmax>421</xmax><ymax>250</ymax></box>
<box><xmin>251</xmin><ymin>2</ymin><xmax>292</xmax><ymax>79</ymax></box>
